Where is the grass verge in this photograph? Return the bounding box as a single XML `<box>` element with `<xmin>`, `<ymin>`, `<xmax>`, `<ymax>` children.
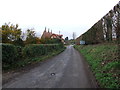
<box><xmin>74</xmin><ymin>44</ymin><xmax>120</xmax><ymax>88</ymax></box>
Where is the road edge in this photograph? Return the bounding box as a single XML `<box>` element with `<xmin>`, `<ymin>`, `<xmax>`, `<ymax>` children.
<box><xmin>74</xmin><ymin>47</ymin><xmax>99</xmax><ymax>88</ymax></box>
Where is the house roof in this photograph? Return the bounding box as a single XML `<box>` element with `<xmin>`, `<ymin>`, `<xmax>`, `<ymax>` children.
<box><xmin>51</xmin><ymin>33</ymin><xmax>63</xmax><ymax>37</ymax></box>
<box><xmin>41</xmin><ymin>29</ymin><xmax>52</xmax><ymax>38</ymax></box>
<box><xmin>41</xmin><ymin>28</ymin><xmax>63</xmax><ymax>39</ymax></box>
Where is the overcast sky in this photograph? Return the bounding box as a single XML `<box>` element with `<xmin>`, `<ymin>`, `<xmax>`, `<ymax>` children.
<box><xmin>0</xmin><ymin>0</ymin><xmax>119</xmax><ymax>39</ymax></box>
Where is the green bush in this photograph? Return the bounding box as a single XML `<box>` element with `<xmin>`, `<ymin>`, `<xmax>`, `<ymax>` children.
<box><xmin>2</xmin><ymin>44</ymin><xmax>18</xmax><ymax>68</ymax></box>
<box><xmin>22</xmin><ymin>44</ymin><xmax>64</xmax><ymax>58</ymax></box>
<box><xmin>2</xmin><ymin>43</ymin><xmax>64</xmax><ymax>70</ymax></box>
<box><xmin>15</xmin><ymin>46</ymin><xmax>23</xmax><ymax>58</ymax></box>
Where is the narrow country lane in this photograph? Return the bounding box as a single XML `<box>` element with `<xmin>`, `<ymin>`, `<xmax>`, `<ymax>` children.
<box><xmin>3</xmin><ymin>45</ymin><xmax>98</xmax><ymax>88</ymax></box>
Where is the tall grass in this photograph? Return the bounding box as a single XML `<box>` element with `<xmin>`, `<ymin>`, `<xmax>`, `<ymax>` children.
<box><xmin>74</xmin><ymin>44</ymin><xmax>120</xmax><ymax>88</ymax></box>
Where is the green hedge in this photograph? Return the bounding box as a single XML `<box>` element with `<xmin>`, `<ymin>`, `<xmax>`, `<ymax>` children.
<box><xmin>2</xmin><ymin>44</ymin><xmax>19</xmax><ymax>68</ymax></box>
<box><xmin>22</xmin><ymin>44</ymin><xmax>64</xmax><ymax>58</ymax></box>
<box><xmin>2</xmin><ymin>43</ymin><xmax>64</xmax><ymax>70</ymax></box>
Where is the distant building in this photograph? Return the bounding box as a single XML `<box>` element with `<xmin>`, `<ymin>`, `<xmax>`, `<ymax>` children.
<box><xmin>41</xmin><ymin>27</ymin><xmax>64</xmax><ymax>43</ymax></box>
<box><xmin>41</xmin><ymin>27</ymin><xmax>52</xmax><ymax>39</ymax></box>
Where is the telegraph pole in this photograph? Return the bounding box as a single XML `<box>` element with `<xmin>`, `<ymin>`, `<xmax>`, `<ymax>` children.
<box><xmin>59</xmin><ymin>31</ymin><xmax>60</xmax><ymax>35</ymax></box>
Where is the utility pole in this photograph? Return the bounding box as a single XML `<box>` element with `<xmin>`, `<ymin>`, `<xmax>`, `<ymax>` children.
<box><xmin>59</xmin><ymin>31</ymin><xmax>60</xmax><ymax>35</ymax></box>
<box><xmin>73</xmin><ymin>32</ymin><xmax>76</xmax><ymax>40</ymax></box>
<box><xmin>72</xmin><ymin>32</ymin><xmax>76</xmax><ymax>44</ymax></box>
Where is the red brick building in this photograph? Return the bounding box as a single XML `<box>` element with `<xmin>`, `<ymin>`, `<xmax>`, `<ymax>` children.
<box><xmin>41</xmin><ymin>27</ymin><xmax>64</xmax><ymax>43</ymax></box>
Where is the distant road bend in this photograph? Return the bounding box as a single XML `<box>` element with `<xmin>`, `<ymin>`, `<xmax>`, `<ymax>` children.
<box><xmin>3</xmin><ymin>45</ymin><xmax>98</xmax><ymax>88</ymax></box>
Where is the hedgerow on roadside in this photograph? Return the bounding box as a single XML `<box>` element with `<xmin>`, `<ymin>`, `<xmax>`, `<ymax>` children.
<box><xmin>22</xmin><ymin>44</ymin><xmax>64</xmax><ymax>57</ymax></box>
<box><xmin>2</xmin><ymin>43</ymin><xmax>65</xmax><ymax>70</ymax></box>
<box><xmin>2</xmin><ymin>44</ymin><xmax>19</xmax><ymax>69</ymax></box>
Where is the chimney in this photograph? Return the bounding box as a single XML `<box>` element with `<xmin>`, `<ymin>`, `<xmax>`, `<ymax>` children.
<box><xmin>51</xmin><ymin>30</ymin><xmax>52</xmax><ymax>34</ymax></box>
<box><xmin>48</xmin><ymin>28</ymin><xmax>49</xmax><ymax>33</ymax></box>
<box><xmin>44</xmin><ymin>27</ymin><xmax>46</xmax><ymax>32</ymax></box>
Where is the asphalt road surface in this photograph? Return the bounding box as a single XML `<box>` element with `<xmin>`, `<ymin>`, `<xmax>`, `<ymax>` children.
<box><xmin>3</xmin><ymin>45</ymin><xmax>98</xmax><ymax>88</ymax></box>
